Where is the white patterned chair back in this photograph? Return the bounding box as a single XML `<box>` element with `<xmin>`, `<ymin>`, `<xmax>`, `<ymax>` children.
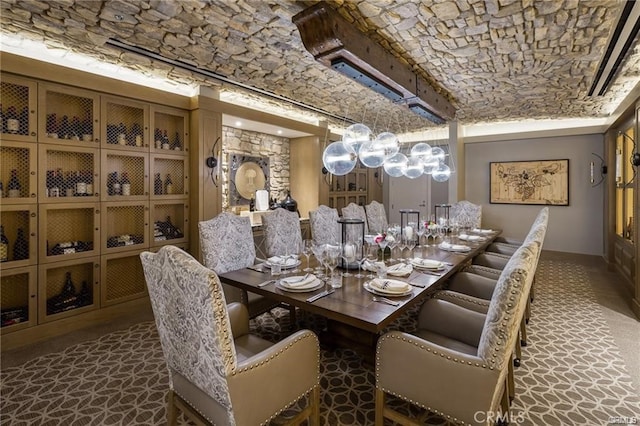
<box><xmin>140</xmin><ymin>245</ymin><xmax>237</xmax><ymax>425</ymax></box>
<box><xmin>450</xmin><ymin>200</ymin><xmax>482</xmax><ymax>229</ymax></box>
<box><xmin>342</xmin><ymin>203</ymin><xmax>369</xmax><ymax>234</ymax></box>
<box><xmin>309</xmin><ymin>205</ymin><xmax>340</xmax><ymax>245</ymax></box>
<box><xmin>199</xmin><ymin>212</ymin><xmax>256</xmax><ymax>274</ymax></box>
<box><xmin>365</xmin><ymin>200</ymin><xmax>388</xmax><ymax>234</ymax></box>
<box><xmin>262</xmin><ymin>208</ymin><xmax>303</xmax><ymax>257</ymax></box>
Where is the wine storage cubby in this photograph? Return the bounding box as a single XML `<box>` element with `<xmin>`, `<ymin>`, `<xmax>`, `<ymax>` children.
<box><xmin>150</xmin><ymin>105</ymin><xmax>188</xmax><ymax>154</ymax></box>
<box><xmin>0</xmin><ymin>141</ymin><xmax>37</xmax><ymax>204</ymax></box>
<box><xmin>39</xmin><ymin>202</ymin><xmax>100</xmax><ymax>263</ymax></box>
<box><xmin>150</xmin><ymin>201</ymin><xmax>188</xmax><ymax>247</ymax></box>
<box><xmin>150</xmin><ymin>154</ymin><xmax>187</xmax><ymax>199</ymax></box>
<box><xmin>328</xmin><ymin>165</ymin><xmax>369</xmax><ymax>210</ymax></box>
<box><xmin>1</xmin><ymin>265</ymin><xmax>37</xmax><ymax>334</ymax></box>
<box><xmin>101</xmin><ymin>150</ymin><xmax>149</xmax><ymax>201</ymax></box>
<box><xmin>1</xmin><ymin>204</ymin><xmax>37</xmax><ymax>268</ymax></box>
<box><xmin>102</xmin><ymin>202</ymin><xmax>149</xmax><ymax>254</ymax></box>
<box><xmin>38</xmin><ymin>144</ymin><xmax>100</xmax><ymax>202</ymax></box>
<box><xmin>1</xmin><ymin>74</ymin><xmax>37</xmax><ymax>143</ymax></box>
<box><xmin>101</xmin><ymin>249</ymin><xmax>147</xmax><ymax>307</ymax></box>
<box><xmin>101</xmin><ymin>96</ymin><xmax>149</xmax><ymax>151</ymax></box>
<box><xmin>38</xmin><ymin>257</ymin><xmax>99</xmax><ymax>323</ymax></box>
<box><xmin>38</xmin><ymin>82</ymin><xmax>100</xmax><ymax>146</ymax></box>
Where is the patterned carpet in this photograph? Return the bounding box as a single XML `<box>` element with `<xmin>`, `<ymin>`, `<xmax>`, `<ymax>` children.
<box><xmin>2</xmin><ymin>260</ymin><xmax>639</xmax><ymax>425</ymax></box>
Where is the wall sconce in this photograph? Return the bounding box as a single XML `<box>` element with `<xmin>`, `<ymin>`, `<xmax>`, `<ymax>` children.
<box><xmin>590</xmin><ymin>153</ymin><xmax>607</xmax><ymax>187</ymax></box>
<box><xmin>206</xmin><ymin>136</ymin><xmax>220</xmax><ymax>187</ymax></box>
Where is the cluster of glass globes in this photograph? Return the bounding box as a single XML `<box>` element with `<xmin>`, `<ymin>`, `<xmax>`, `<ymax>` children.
<box><xmin>322</xmin><ymin>123</ymin><xmax>451</xmax><ymax>182</ymax></box>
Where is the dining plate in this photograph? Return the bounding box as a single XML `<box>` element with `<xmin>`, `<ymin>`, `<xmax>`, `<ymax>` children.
<box><xmin>363</xmin><ymin>281</ymin><xmax>413</xmax><ymax>297</ymax></box>
<box><xmin>276</xmin><ymin>279</ymin><xmax>324</xmax><ymax>293</ymax></box>
<box><xmin>410</xmin><ymin>259</ymin><xmax>445</xmax><ymax>270</ymax></box>
<box><xmin>264</xmin><ymin>259</ymin><xmax>302</xmax><ymax>269</ymax></box>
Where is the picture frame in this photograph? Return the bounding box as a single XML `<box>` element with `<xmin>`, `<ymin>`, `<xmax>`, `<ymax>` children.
<box><xmin>490</xmin><ymin>159</ymin><xmax>569</xmax><ymax>205</ymax></box>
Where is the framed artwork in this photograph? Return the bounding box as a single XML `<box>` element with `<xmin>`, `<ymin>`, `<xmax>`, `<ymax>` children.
<box><xmin>228</xmin><ymin>153</ymin><xmax>270</xmax><ymax>206</ymax></box>
<box><xmin>490</xmin><ymin>159</ymin><xmax>569</xmax><ymax>205</ymax></box>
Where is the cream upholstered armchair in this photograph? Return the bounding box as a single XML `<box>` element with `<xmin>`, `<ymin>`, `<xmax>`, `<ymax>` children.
<box><xmin>365</xmin><ymin>200</ymin><xmax>388</xmax><ymax>235</ymax></box>
<box><xmin>375</xmin><ymin>242</ymin><xmax>536</xmax><ymax>426</ymax></box>
<box><xmin>309</xmin><ymin>205</ymin><xmax>340</xmax><ymax>245</ymax></box>
<box><xmin>199</xmin><ymin>212</ymin><xmax>279</xmax><ymax>318</ymax></box>
<box><xmin>450</xmin><ymin>200</ymin><xmax>482</xmax><ymax>229</ymax></box>
<box><xmin>341</xmin><ymin>202</ymin><xmax>369</xmax><ymax>234</ymax></box>
<box><xmin>262</xmin><ymin>208</ymin><xmax>303</xmax><ymax>258</ymax></box>
<box><xmin>141</xmin><ymin>245</ymin><xmax>320</xmax><ymax>426</ymax></box>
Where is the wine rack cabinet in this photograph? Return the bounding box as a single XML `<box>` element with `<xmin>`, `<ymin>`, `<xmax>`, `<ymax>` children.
<box><xmin>101</xmin><ymin>249</ymin><xmax>147</xmax><ymax>307</ymax></box>
<box><xmin>150</xmin><ymin>105</ymin><xmax>189</xmax><ymax>154</ymax></box>
<box><xmin>38</xmin><ymin>257</ymin><xmax>99</xmax><ymax>323</ymax></box>
<box><xmin>101</xmin><ymin>95</ymin><xmax>149</xmax><ymax>151</ymax></box>
<box><xmin>0</xmin><ymin>141</ymin><xmax>37</xmax><ymax>204</ymax></box>
<box><xmin>0</xmin><ymin>266</ymin><xmax>37</xmax><ymax>334</ymax></box>
<box><xmin>101</xmin><ymin>150</ymin><xmax>149</xmax><ymax>201</ymax></box>
<box><xmin>102</xmin><ymin>202</ymin><xmax>149</xmax><ymax>254</ymax></box>
<box><xmin>150</xmin><ymin>201</ymin><xmax>188</xmax><ymax>247</ymax></box>
<box><xmin>1</xmin><ymin>74</ymin><xmax>37</xmax><ymax>143</ymax></box>
<box><xmin>39</xmin><ymin>202</ymin><xmax>100</xmax><ymax>263</ymax></box>
<box><xmin>150</xmin><ymin>154</ymin><xmax>188</xmax><ymax>200</ymax></box>
<box><xmin>0</xmin><ymin>204</ymin><xmax>37</xmax><ymax>268</ymax></box>
<box><xmin>38</xmin><ymin>143</ymin><xmax>100</xmax><ymax>202</ymax></box>
<box><xmin>328</xmin><ymin>165</ymin><xmax>369</xmax><ymax>211</ymax></box>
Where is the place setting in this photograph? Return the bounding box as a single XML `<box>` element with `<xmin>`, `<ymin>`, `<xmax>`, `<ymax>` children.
<box><xmin>363</xmin><ymin>277</ymin><xmax>413</xmax><ymax>299</ymax></box>
<box><xmin>275</xmin><ymin>273</ymin><xmax>324</xmax><ymax>293</ymax></box>
<box><xmin>438</xmin><ymin>241</ymin><xmax>472</xmax><ymax>253</ymax></box>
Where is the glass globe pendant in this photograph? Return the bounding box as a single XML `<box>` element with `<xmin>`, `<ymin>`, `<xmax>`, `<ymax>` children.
<box><xmin>410</xmin><ymin>142</ymin><xmax>432</xmax><ymax>162</ymax></box>
<box><xmin>432</xmin><ymin>162</ymin><xmax>451</xmax><ymax>182</ymax></box>
<box><xmin>431</xmin><ymin>146</ymin><xmax>446</xmax><ymax>162</ymax></box>
<box><xmin>343</xmin><ymin>123</ymin><xmax>371</xmax><ymax>155</ymax></box>
<box><xmin>375</xmin><ymin>132</ymin><xmax>399</xmax><ymax>159</ymax></box>
<box><xmin>359</xmin><ymin>140</ymin><xmax>386</xmax><ymax>168</ymax></box>
<box><xmin>403</xmin><ymin>156</ymin><xmax>424</xmax><ymax>179</ymax></box>
<box><xmin>383</xmin><ymin>152</ymin><xmax>408</xmax><ymax>177</ymax></box>
<box><xmin>323</xmin><ymin>141</ymin><xmax>357</xmax><ymax>176</ymax></box>
<box><xmin>422</xmin><ymin>157</ymin><xmax>440</xmax><ymax>175</ymax></box>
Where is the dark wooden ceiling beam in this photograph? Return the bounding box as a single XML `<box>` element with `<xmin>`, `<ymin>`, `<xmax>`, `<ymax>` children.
<box><xmin>292</xmin><ymin>3</ymin><xmax>456</xmax><ymax>123</ymax></box>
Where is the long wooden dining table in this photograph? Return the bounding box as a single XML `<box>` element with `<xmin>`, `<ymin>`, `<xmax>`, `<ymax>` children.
<box><xmin>219</xmin><ymin>232</ymin><xmax>501</xmax><ymax>361</ymax></box>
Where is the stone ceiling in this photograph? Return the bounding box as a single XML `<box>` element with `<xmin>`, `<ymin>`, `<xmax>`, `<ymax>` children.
<box><xmin>1</xmin><ymin>0</ymin><xmax>639</xmax><ymax>135</ymax></box>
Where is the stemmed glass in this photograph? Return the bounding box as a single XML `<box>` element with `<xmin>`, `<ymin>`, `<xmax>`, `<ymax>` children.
<box><xmin>396</xmin><ymin>234</ymin><xmax>407</xmax><ymax>263</ymax></box>
<box><xmin>365</xmin><ymin>243</ymin><xmax>378</xmax><ymax>278</ymax></box>
<box><xmin>302</xmin><ymin>239</ymin><xmax>313</xmax><ymax>272</ymax></box>
<box><xmin>416</xmin><ymin>220</ymin><xmax>426</xmax><ymax>252</ymax></box>
<box><xmin>354</xmin><ymin>240</ymin><xmax>366</xmax><ymax>279</ymax></box>
<box><xmin>340</xmin><ymin>242</ymin><xmax>356</xmax><ymax>277</ymax></box>
<box><xmin>377</xmin><ymin>236</ymin><xmax>389</xmax><ymax>264</ymax></box>
<box><xmin>324</xmin><ymin>245</ymin><xmax>341</xmax><ymax>288</ymax></box>
<box><xmin>406</xmin><ymin>235</ymin><xmax>417</xmax><ymax>261</ymax></box>
<box><xmin>386</xmin><ymin>227</ymin><xmax>399</xmax><ymax>263</ymax></box>
<box><xmin>312</xmin><ymin>243</ymin><xmax>326</xmax><ymax>278</ymax></box>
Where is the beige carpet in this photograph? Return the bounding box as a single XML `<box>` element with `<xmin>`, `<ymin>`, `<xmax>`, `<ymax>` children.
<box><xmin>1</xmin><ymin>259</ymin><xmax>639</xmax><ymax>425</ymax></box>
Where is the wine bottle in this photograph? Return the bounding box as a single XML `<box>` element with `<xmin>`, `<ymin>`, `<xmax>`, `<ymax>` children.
<box><xmin>154</xmin><ymin>128</ymin><xmax>162</xmax><ymax>149</ymax></box>
<box><xmin>65</xmin><ymin>171</ymin><xmax>75</xmax><ymax>197</ymax></box>
<box><xmin>172</xmin><ymin>131</ymin><xmax>181</xmax><ymax>151</ymax></box>
<box><xmin>0</xmin><ymin>225</ymin><xmax>8</xmax><ymax>262</ymax></box>
<box><xmin>50</xmin><ymin>169</ymin><xmax>62</xmax><ymax>197</ymax></box>
<box><xmin>154</xmin><ymin>173</ymin><xmax>163</xmax><ymax>195</ymax></box>
<box><xmin>75</xmin><ymin>170</ymin><xmax>87</xmax><ymax>196</ymax></box>
<box><xmin>19</xmin><ymin>106</ymin><xmax>29</xmax><ymax>135</ymax></box>
<box><xmin>81</xmin><ymin>112</ymin><xmax>93</xmax><ymax>141</ymax></box>
<box><xmin>164</xmin><ymin>173</ymin><xmax>174</xmax><ymax>195</ymax></box>
<box><xmin>162</xmin><ymin>130</ymin><xmax>170</xmax><ymax>149</ymax></box>
<box><xmin>46</xmin><ymin>113</ymin><xmax>58</xmax><ymax>138</ymax></box>
<box><xmin>0</xmin><ymin>103</ymin><xmax>5</xmax><ymax>133</ymax></box>
<box><xmin>0</xmin><ymin>306</ymin><xmax>28</xmax><ymax>327</ymax></box>
<box><xmin>85</xmin><ymin>170</ymin><xmax>94</xmax><ymax>195</ymax></box>
<box><xmin>5</xmin><ymin>106</ymin><xmax>19</xmax><ymax>134</ymax></box>
<box><xmin>112</xmin><ymin>172</ymin><xmax>121</xmax><ymax>196</ymax></box>
<box><xmin>47</xmin><ymin>272</ymin><xmax>79</xmax><ymax>315</ymax></box>
<box><xmin>117</xmin><ymin>122</ymin><xmax>127</xmax><ymax>145</ymax></box>
<box><xmin>49</xmin><ymin>240</ymin><xmax>91</xmax><ymax>256</ymax></box>
<box><xmin>79</xmin><ymin>280</ymin><xmax>92</xmax><ymax>307</ymax></box>
<box><xmin>70</xmin><ymin>116</ymin><xmax>81</xmax><ymax>140</ymax></box>
<box><xmin>59</xmin><ymin>115</ymin><xmax>70</xmax><ymax>139</ymax></box>
<box><xmin>13</xmin><ymin>228</ymin><xmax>28</xmax><ymax>261</ymax></box>
<box><xmin>131</xmin><ymin>123</ymin><xmax>143</xmax><ymax>147</ymax></box>
<box><xmin>7</xmin><ymin>169</ymin><xmax>21</xmax><ymax>198</ymax></box>
<box><xmin>121</xmin><ymin>172</ymin><xmax>131</xmax><ymax>196</ymax></box>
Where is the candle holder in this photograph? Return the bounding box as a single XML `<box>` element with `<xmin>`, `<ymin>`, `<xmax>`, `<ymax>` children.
<box><xmin>434</xmin><ymin>204</ymin><xmax>451</xmax><ymax>231</ymax></box>
<box><xmin>338</xmin><ymin>218</ymin><xmax>364</xmax><ymax>270</ymax></box>
<box><xmin>400</xmin><ymin>209</ymin><xmax>420</xmax><ymax>240</ymax></box>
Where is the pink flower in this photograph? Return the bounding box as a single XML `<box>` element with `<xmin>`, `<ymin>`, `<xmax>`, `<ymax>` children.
<box><xmin>374</xmin><ymin>233</ymin><xmax>385</xmax><ymax>244</ymax></box>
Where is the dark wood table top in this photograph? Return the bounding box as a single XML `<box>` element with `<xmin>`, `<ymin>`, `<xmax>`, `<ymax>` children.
<box><xmin>219</xmin><ymin>232</ymin><xmax>500</xmax><ymax>334</ymax></box>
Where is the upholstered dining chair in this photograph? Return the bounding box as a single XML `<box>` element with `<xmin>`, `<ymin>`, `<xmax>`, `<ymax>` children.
<box><xmin>140</xmin><ymin>245</ymin><xmax>320</xmax><ymax>426</ymax></box>
<box><xmin>262</xmin><ymin>208</ymin><xmax>303</xmax><ymax>258</ymax></box>
<box><xmin>199</xmin><ymin>212</ymin><xmax>279</xmax><ymax>318</ymax></box>
<box><xmin>365</xmin><ymin>200</ymin><xmax>389</xmax><ymax>234</ymax></box>
<box><xmin>375</xmin><ymin>242</ymin><xmax>537</xmax><ymax>426</ymax></box>
<box><xmin>309</xmin><ymin>205</ymin><xmax>340</xmax><ymax>245</ymax></box>
<box><xmin>342</xmin><ymin>202</ymin><xmax>369</xmax><ymax>234</ymax></box>
<box><xmin>450</xmin><ymin>200</ymin><xmax>482</xmax><ymax>229</ymax></box>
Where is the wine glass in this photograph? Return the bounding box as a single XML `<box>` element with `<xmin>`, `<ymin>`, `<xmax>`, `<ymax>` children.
<box><xmin>386</xmin><ymin>229</ymin><xmax>399</xmax><ymax>263</ymax></box>
<box><xmin>324</xmin><ymin>245</ymin><xmax>341</xmax><ymax>288</ymax></box>
<box><xmin>365</xmin><ymin>243</ymin><xmax>378</xmax><ymax>278</ymax></box>
<box><xmin>341</xmin><ymin>242</ymin><xmax>357</xmax><ymax>277</ymax></box>
<box><xmin>354</xmin><ymin>240</ymin><xmax>366</xmax><ymax>279</ymax></box>
<box><xmin>377</xmin><ymin>237</ymin><xmax>389</xmax><ymax>264</ymax></box>
<box><xmin>406</xmin><ymin>235</ymin><xmax>416</xmax><ymax>261</ymax></box>
<box><xmin>302</xmin><ymin>239</ymin><xmax>313</xmax><ymax>272</ymax></box>
<box><xmin>416</xmin><ymin>220</ymin><xmax>426</xmax><ymax>250</ymax></box>
<box><xmin>312</xmin><ymin>243</ymin><xmax>326</xmax><ymax>278</ymax></box>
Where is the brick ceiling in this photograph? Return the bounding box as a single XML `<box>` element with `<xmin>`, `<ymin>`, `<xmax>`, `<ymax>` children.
<box><xmin>1</xmin><ymin>0</ymin><xmax>638</xmax><ymax>134</ymax></box>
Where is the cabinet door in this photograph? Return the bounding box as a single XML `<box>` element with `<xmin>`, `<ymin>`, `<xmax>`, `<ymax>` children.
<box><xmin>0</xmin><ymin>141</ymin><xmax>38</xmax><ymax>204</ymax></box>
<box><xmin>102</xmin><ymin>201</ymin><xmax>150</xmax><ymax>254</ymax></box>
<box><xmin>101</xmin><ymin>249</ymin><xmax>147</xmax><ymax>307</ymax></box>
<box><xmin>150</xmin><ymin>105</ymin><xmax>188</xmax><ymax>155</ymax></box>
<box><xmin>39</xmin><ymin>202</ymin><xmax>101</xmax><ymax>263</ymax></box>
<box><xmin>150</xmin><ymin>201</ymin><xmax>188</xmax><ymax>247</ymax></box>
<box><xmin>38</xmin><ymin>82</ymin><xmax>100</xmax><ymax>146</ymax></box>
<box><xmin>38</xmin><ymin>257</ymin><xmax>100</xmax><ymax>323</ymax></box>
<box><xmin>38</xmin><ymin>144</ymin><xmax>100</xmax><ymax>203</ymax></box>
<box><xmin>101</xmin><ymin>150</ymin><xmax>149</xmax><ymax>202</ymax></box>
<box><xmin>0</xmin><ymin>265</ymin><xmax>37</xmax><ymax>334</ymax></box>
<box><xmin>101</xmin><ymin>96</ymin><xmax>149</xmax><ymax>151</ymax></box>
<box><xmin>0</xmin><ymin>204</ymin><xmax>37</xmax><ymax>268</ymax></box>
<box><xmin>0</xmin><ymin>74</ymin><xmax>37</xmax><ymax>142</ymax></box>
<box><xmin>150</xmin><ymin>154</ymin><xmax>188</xmax><ymax>199</ymax></box>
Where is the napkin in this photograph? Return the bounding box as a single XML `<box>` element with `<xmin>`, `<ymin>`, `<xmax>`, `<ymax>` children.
<box><xmin>472</xmin><ymin>228</ymin><xmax>493</xmax><ymax>234</ymax></box>
<box><xmin>411</xmin><ymin>258</ymin><xmax>444</xmax><ymax>269</ymax></box>
<box><xmin>386</xmin><ymin>263</ymin><xmax>413</xmax><ymax>277</ymax></box>
<box><xmin>267</xmin><ymin>255</ymin><xmax>299</xmax><ymax>266</ymax></box>
<box><xmin>369</xmin><ymin>278</ymin><xmax>411</xmax><ymax>294</ymax></box>
<box><xmin>439</xmin><ymin>242</ymin><xmax>471</xmax><ymax>252</ymax></box>
<box><xmin>458</xmin><ymin>234</ymin><xmax>485</xmax><ymax>242</ymax></box>
<box><xmin>280</xmin><ymin>274</ymin><xmax>318</xmax><ymax>289</ymax></box>
<box><xmin>363</xmin><ymin>260</ymin><xmax>385</xmax><ymax>272</ymax></box>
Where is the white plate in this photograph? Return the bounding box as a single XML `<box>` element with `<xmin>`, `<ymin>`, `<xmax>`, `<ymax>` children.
<box><xmin>276</xmin><ymin>279</ymin><xmax>324</xmax><ymax>293</ymax></box>
<box><xmin>264</xmin><ymin>259</ymin><xmax>302</xmax><ymax>270</ymax></box>
<box><xmin>363</xmin><ymin>281</ymin><xmax>413</xmax><ymax>297</ymax></box>
<box><xmin>410</xmin><ymin>259</ymin><xmax>445</xmax><ymax>270</ymax></box>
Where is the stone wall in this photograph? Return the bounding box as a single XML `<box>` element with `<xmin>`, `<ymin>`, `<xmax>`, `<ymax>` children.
<box><xmin>221</xmin><ymin>125</ymin><xmax>290</xmax><ymax>211</ymax></box>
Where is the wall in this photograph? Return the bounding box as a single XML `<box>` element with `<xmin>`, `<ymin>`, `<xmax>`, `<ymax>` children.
<box><xmin>221</xmin><ymin>126</ymin><xmax>290</xmax><ymax>211</ymax></box>
<box><xmin>465</xmin><ymin>134</ymin><xmax>605</xmax><ymax>255</ymax></box>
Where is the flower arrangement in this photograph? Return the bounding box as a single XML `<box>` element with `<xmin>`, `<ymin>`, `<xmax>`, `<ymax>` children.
<box><xmin>374</xmin><ymin>233</ymin><xmax>386</xmax><ymax>244</ymax></box>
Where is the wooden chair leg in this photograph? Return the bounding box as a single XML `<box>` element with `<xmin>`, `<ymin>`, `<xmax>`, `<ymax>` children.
<box><xmin>520</xmin><ymin>317</ymin><xmax>528</xmax><ymax>347</ymax></box>
<box><xmin>289</xmin><ymin>305</ymin><xmax>297</xmax><ymax>330</ymax></box>
<box><xmin>311</xmin><ymin>385</ymin><xmax>320</xmax><ymax>426</ymax></box>
<box><xmin>500</xmin><ymin>378</ymin><xmax>511</xmax><ymax>418</ymax></box>
<box><xmin>167</xmin><ymin>390</ymin><xmax>178</xmax><ymax>426</ymax></box>
<box><xmin>514</xmin><ymin>337</ymin><xmax>522</xmax><ymax>367</ymax></box>
<box><xmin>507</xmin><ymin>357</ymin><xmax>515</xmax><ymax>403</ymax></box>
<box><xmin>375</xmin><ymin>388</ymin><xmax>385</xmax><ymax>426</ymax></box>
